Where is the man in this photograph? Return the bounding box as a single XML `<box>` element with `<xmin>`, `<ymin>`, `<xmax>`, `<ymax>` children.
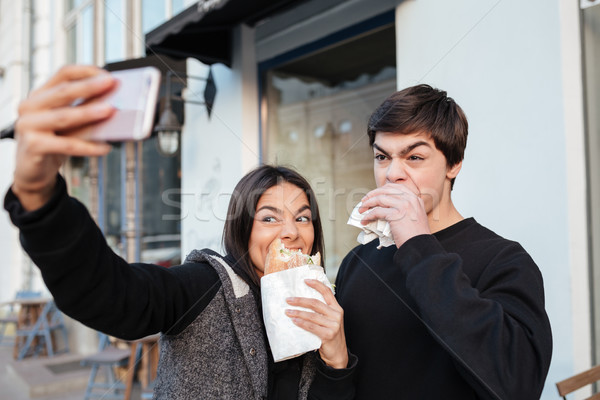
<box><xmin>335</xmin><ymin>85</ymin><xmax>552</xmax><ymax>399</ymax></box>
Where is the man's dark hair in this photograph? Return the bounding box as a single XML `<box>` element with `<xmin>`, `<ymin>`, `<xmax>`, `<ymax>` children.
<box><xmin>222</xmin><ymin>165</ymin><xmax>325</xmax><ymax>287</ymax></box>
<box><xmin>367</xmin><ymin>84</ymin><xmax>468</xmax><ymax>188</ymax></box>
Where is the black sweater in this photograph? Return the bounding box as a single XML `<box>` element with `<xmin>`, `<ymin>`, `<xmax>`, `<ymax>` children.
<box><xmin>335</xmin><ymin>218</ymin><xmax>552</xmax><ymax>400</ymax></box>
<box><xmin>4</xmin><ymin>176</ymin><xmax>356</xmax><ymax>400</ymax></box>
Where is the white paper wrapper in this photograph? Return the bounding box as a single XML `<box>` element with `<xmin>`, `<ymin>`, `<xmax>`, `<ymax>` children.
<box><xmin>347</xmin><ymin>202</ymin><xmax>395</xmax><ymax>248</ymax></box>
<box><xmin>261</xmin><ymin>264</ymin><xmax>334</xmax><ymax>362</ymax></box>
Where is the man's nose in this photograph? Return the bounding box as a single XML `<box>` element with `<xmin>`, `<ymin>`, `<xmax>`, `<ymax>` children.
<box><xmin>386</xmin><ymin>159</ymin><xmax>408</xmax><ymax>183</ymax></box>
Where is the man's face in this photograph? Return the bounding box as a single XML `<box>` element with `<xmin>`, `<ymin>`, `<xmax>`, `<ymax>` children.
<box><xmin>372</xmin><ymin>131</ymin><xmax>461</xmax><ymax>217</ymax></box>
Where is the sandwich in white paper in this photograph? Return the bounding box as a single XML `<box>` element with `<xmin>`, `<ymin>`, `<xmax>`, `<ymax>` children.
<box><xmin>347</xmin><ymin>202</ymin><xmax>395</xmax><ymax>249</ymax></box>
<box><xmin>260</xmin><ymin>238</ymin><xmax>333</xmax><ymax>362</ymax></box>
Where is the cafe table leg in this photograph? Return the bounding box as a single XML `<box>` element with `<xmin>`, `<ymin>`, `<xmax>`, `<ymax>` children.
<box><xmin>139</xmin><ymin>341</ymin><xmax>159</xmax><ymax>388</ymax></box>
<box><xmin>123</xmin><ymin>342</ymin><xmax>139</xmax><ymax>400</ymax></box>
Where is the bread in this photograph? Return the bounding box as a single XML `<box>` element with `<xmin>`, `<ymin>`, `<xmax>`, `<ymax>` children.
<box><xmin>264</xmin><ymin>238</ymin><xmax>321</xmax><ymax>275</ymax></box>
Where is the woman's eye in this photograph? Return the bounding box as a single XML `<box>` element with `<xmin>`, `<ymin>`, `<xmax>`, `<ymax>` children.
<box><xmin>297</xmin><ymin>216</ymin><xmax>311</xmax><ymax>223</ymax></box>
<box><xmin>262</xmin><ymin>216</ymin><xmax>277</xmax><ymax>223</ymax></box>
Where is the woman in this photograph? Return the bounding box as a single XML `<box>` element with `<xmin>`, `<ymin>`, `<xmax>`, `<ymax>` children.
<box><xmin>4</xmin><ymin>65</ymin><xmax>356</xmax><ymax>399</ymax></box>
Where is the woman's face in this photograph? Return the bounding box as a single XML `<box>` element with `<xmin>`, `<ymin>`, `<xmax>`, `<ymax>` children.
<box><xmin>248</xmin><ymin>182</ymin><xmax>315</xmax><ymax>277</ymax></box>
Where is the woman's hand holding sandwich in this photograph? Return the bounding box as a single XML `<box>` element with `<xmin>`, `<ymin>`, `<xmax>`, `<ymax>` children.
<box><xmin>285</xmin><ymin>280</ymin><xmax>349</xmax><ymax>369</ymax></box>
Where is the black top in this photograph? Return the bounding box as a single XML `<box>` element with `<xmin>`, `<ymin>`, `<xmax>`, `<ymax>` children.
<box><xmin>4</xmin><ymin>175</ymin><xmax>356</xmax><ymax>400</ymax></box>
<box><xmin>335</xmin><ymin>218</ymin><xmax>552</xmax><ymax>400</ymax></box>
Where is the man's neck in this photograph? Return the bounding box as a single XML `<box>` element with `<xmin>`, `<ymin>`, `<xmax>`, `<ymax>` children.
<box><xmin>428</xmin><ymin>201</ymin><xmax>463</xmax><ymax>234</ymax></box>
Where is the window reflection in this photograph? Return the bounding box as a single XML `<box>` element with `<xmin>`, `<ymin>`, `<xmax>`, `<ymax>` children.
<box><xmin>263</xmin><ymin>25</ymin><xmax>396</xmax><ymax>278</ymax></box>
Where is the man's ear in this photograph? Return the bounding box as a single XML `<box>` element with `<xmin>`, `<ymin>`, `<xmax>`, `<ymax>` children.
<box><xmin>447</xmin><ymin>161</ymin><xmax>462</xmax><ymax>180</ymax></box>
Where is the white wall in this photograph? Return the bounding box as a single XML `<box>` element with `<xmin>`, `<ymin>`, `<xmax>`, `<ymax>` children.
<box><xmin>0</xmin><ymin>141</ymin><xmax>21</xmax><ymax>303</ymax></box>
<box><xmin>0</xmin><ymin>1</ymin><xmax>66</xmax><ymax>302</ymax></box>
<box><xmin>0</xmin><ymin>1</ymin><xmax>26</xmax><ymax>302</ymax></box>
<box><xmin>181</xmin><ymin>25</ymin><xmax>259</xmax><ymax>257</ymax></box>
<box><xmin>395</xmin><ymin>0</ymin><xmax>580</xmax><ymax>398</ymax></box>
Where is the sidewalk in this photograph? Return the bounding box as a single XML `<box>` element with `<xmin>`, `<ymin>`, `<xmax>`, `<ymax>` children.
<box><xmin>0</xmin><ymin>345</ymin><xmax>141</xmax><ymax>400</ymax></box>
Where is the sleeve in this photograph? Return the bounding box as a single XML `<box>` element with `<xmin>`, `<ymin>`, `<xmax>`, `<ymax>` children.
<box><xmin>308</xmin><ymin>350</ymin><xmax>357</xmax><ymax>400</ymax></box>
<box><xmin>388</xmin><ymin>234</ymin><xmax>552</xmax><ymax>400</ymax></box>
<box><xmin>4</xmin><ymin>175</ymin><xmax>221</xmax><ymax>339</ymax></box>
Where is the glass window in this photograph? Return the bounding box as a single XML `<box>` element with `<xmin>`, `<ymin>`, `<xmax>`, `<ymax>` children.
<box><xmin>142</xmin><ymin>0</ymin><xmax>188</xmax><ymax>33</ymax></box>
<box><xmin>139</xmin><ymin>136</ymin><xmax>182</xmax><ymax>267</ymax></box>
<box><xmin>80</xmin><ymin>5</ymin><xmax>94</xmax><ymax>64</ymax></box>
<box><xmin>172</xmin><ymin>0</ymin><xmax>185</xmax><ymax>15</ymax></box>
<box><xmin>103</xmin><ymin>145</ymin><xmax>124</xmax><ymax>256</ymax></box>
<box><xmin>66</xmin><ymin>157</ymin><xmax>92</xmax><ymax>206</ymax></box>
<box><xmin>104</xmin><ymin>0</ymin><xmax>125</xmax><ymax>63</ymax></box>
<box><xmin>64</xmin><ymin>1</ymin><xmax>96</xmax><ymax>209</ymax></box>
<box><xmin>143</xmin><ymin>0</ymin><xmax>166</xmax><ymax>33</ymax></box>
<box><xmin>64</xmin><ymin>1</ymin><xmax>94</xmax><ymax>64</ymax></box>
<box><xmin>66</xmin><ymin>25</ymin><xmax>77</xmax><ymax>64</ymax></box>
<box><xmin>262</xmin><ymin>24</ymin><xmax>396</xmax><ymax>278</ymax></box>
<box><xmin>66</xmin><ymin>0</ymin><xmax>85</xmax><ymax>12</ymax></box>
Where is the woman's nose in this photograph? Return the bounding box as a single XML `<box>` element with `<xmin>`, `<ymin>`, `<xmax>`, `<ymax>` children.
<box><xmin>386</xmin><ymin>159</ymin><xmax>408</xmax><ymax>183</ymax></box>
<box><xmin>280</xmin><ymin>218</ymin><xmax>299</xmax><ymax>240</ymax></box>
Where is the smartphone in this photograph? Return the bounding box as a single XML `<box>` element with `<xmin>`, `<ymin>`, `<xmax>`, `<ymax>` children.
<box><xmin>80</xmin><ymin>66</ymin><xmax>161</xmax><ymax>142</ymax></box>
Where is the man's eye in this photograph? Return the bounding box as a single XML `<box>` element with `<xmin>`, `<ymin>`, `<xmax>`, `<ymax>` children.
<box><xmin>408</xmin><ymin>155</ymin><xmax>424</xmax><ymax>161</ymax></box>
<box><xmin>374</xmin><ymin>154</ymin><xmax>387</xmax><ymax>161</ymax></box>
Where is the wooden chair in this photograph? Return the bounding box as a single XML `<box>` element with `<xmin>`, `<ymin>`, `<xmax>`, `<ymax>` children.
<box><xmin>556</xmin><ymin>365</ymin><xmax>600</xmax><ymax>399</ymax></box>
<box><xmin>15</xmin><ymin>299</ymin><xmax>69</xmax><ymax>359</ymax></box>
<box><xmin>0</xmin><ymin>291</ymin><xmax>41</xmax><ymax>346</ymax></box>
<box><xmin>0</xmin><ymin>313</ymin><xmax>17</xmax><ymax>346</ymax></box>
<box><xmin>0</xmin><ymin>304</ymin><xmax>18</xmax><ymax>346</ymax></box>
<box><xmin>125</xmin><ymin>333</ymin><xmax>161</xmax><ymax>400</ymax></box>
<box><xmin>81</xmin><ymin>333</ymin><xmax>130</xmax><ymax>400</ymax></box>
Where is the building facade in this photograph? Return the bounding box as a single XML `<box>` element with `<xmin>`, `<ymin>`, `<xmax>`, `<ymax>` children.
<box><xmin>0</xmin><ymin>0</ymin><xmax>598</xmax><ymax>398</ymax></box>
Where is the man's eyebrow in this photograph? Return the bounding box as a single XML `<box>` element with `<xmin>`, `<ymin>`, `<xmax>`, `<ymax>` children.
<box><xmin>373</xmin><ymin>141</ymin><xmax>431</xmax><ymax>157</ymax></box>
<box><xmin>372</xmin><ymin>143</ymin><xmax>391</xmax><ymax>157</ymax></box>
<box><xmin>399</xmin><ymin>141</ymin><xmax>431</xmax><ymax>156</ymax></box>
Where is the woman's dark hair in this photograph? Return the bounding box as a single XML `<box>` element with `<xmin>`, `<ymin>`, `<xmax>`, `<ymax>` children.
<box><xmin>367</xmin><ymin>84</ymin><xmax>468</xmax><ymax>188</ymax></box>
<box><xmin>222</xmin><ymin>165</ymin><xmax>325</xmax><ymax>287</ymax></box>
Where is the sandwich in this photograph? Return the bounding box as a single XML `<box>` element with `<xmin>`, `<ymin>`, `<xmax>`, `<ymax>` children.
<box><xmin>264</xmin><ymin>238</ymin><xmax>321</xmax><ymax>275</ymax></box>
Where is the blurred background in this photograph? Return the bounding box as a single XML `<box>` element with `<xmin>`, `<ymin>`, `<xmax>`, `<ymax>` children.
<box><xmin>0</xmin><ymin>0</ymin><xmax>598</xmax><ymax>398</ymax></box>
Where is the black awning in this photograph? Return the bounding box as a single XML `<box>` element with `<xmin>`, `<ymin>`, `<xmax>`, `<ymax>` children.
<box><xmin>104</xmin><ymin>54</ymin><xmax>186</xmax><ymax>74</ymax></box>
<box><xmin>145</xmin><ymin>0</ymin><xmax>307</xmax><ymax>67</ymax></box>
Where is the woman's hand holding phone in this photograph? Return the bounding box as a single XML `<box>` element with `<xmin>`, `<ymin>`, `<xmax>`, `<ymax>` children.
<box><xmin>12</xmin><ymin>65</ymin><xmax>118</xmax><ymax>211</ymax></box>
<box><xmin>79</xmin><ymin>67</ymin><xmax>161</xmax><ymax>142</ymax></box>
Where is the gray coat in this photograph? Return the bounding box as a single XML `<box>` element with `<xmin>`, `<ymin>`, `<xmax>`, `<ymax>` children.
<box><xmin>153</xmin><ymin>250</ymin><xmax>315</xmax><ymax>399</ymax></box>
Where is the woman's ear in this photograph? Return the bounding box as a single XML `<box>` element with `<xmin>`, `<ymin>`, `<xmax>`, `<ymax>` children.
<box><xmin>447</xmin><ymin>161</ymin><xmax>462</xmax><ymax>180</ymax></box>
